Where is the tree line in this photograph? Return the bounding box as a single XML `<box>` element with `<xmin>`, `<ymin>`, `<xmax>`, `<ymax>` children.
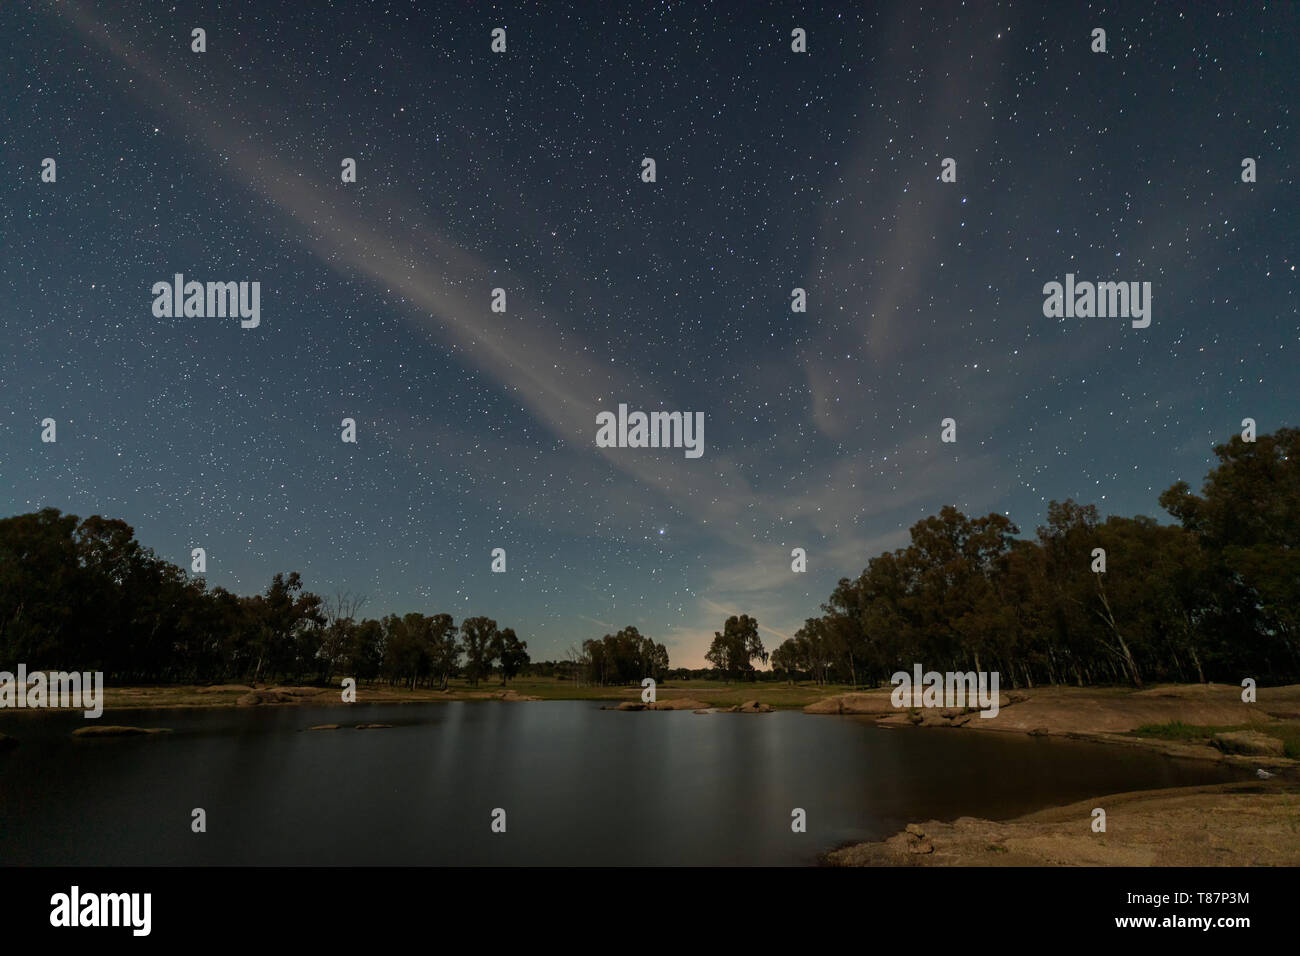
<box><xmin>3</xmin><ymin>427</ymin><xmax>1294</xmax><ymax>691</ymax></box>
<box><xmin>562</xmin><ymin>627</ymin><xmax>671</xmax><ymax>686</ymax></box>
<box><xmin>0</xmin><ymin>511</ymin><xmax>530</xmax><ymax>688</ymax></box>
<box><xmin>769</xmin><ymin>428</ymin><xmax>1300</xmax><ymax>689</ymax></box>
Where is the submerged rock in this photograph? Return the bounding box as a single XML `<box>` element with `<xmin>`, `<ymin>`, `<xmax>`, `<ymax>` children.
<box><xmin>72</xmin><ymin>726</ymin><xmax>172</xmax><ymax>737</ymax></box>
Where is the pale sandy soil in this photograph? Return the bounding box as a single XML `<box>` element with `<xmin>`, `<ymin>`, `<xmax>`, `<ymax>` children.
<box><xmin>826</xmin><ymin>780</ymin><xmax>1300</xmax><ymax>866</ymax></box>
<box><xmin>811</xmin><ymin>683</ymin><xmax>1300</xmax><ymax>866</ymax></box>
<box><xmin>806</xmin><ymin>682</ymin><xmax>1300</xmax><ymax>769</ymax></box>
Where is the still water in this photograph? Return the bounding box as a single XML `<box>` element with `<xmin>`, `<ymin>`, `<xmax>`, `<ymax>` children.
<box><xmin>0</xmin><ymin>700</ymin><xmax>1247</xmax><ymax>865</ymax></box>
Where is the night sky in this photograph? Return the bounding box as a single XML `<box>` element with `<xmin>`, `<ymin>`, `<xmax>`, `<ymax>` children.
<box><xmin>4</xmin><ymin>1</ymin><xmax>1296</xmax><ymax>667</ymax></box>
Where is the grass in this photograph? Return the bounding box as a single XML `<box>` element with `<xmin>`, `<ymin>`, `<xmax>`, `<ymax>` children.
<box><xmin>1129</xmin><ymin>720</ymin><xmax>1254</xmax><ymax>741</ymax></box>
<box><xmin>1130</xmin><ymin>719</ymin><xmax>1300</xmax><ymax>758</ymax></box>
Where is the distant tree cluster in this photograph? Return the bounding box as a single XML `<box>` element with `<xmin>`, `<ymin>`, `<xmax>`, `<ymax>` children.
<box><xmin>770</xmin><ymin>428</ymin><xmax>1300</xmax><ymax>689</ymax></box>
<box><xmin>567</xmin><ymin>627</ymin><xmax>670</xmax><ymax>686</ymax></box>
<box><xmin>3</xmin><ymin>428</ymin><xmax>1295</xmax><ymax>692</ymax></box>
<box><xmin>0</xmin><ymin>512</ymin><xmax>528</xmax><ymax>687</ymax></box>
<box><xmin>704</xmin><ymin>614</ymin><xmax>768</xmax><ymax>681</ymax></box>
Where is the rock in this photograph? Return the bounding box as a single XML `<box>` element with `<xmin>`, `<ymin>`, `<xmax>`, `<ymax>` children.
<box><xmin>237</xmin><ymin>690</ymin><xmax>296</xmax><ymax>706</ymax></box>
<box><xmin>803</xmin><ymin>698</ymin><xmax>845</xmax><ymax>715</ymax></box>
<box><xmin>354</xmin><ymin>723</ymin><xmax>393</xmax><ymax>730</ymax></box>
<box><xmin>886</xmin><ymin>827</ymin><xmax>935</xmax><ymax>856</ymax></box>
<box><xmin>72</xmin><ymin>726</ymin><xmax>172</xmax><ymax>737</ymax></box>
<box><xmin>307</xmin><ymin>724</ymin><xmax>341</xmax><ymax>731</ymax></box>
<box><xmin>734</xmin><ymin>700</ymin><xmax>774</xmax><ymax>713</ymax></box>
<box><xmin>1028</xmin><ymin>727</ymin><xmax>1050</xmax><ymax>737</ymax></box>
<box><xmin>693</xmin><ymin>709</ymin><xmax>711</xmax><ymax>715</ymax></box>
<box><xmin>0</xmin><ymin>733</ymin><xmax>18</xmax><ymax>751</ymax></box>
<box><xmin>1212</xmin><ymin>731</ymin><xmax>1285</xmax><ymax>756</ymax></box>
<box><xmin>649</xmin><ymin>698</ymin><xmax>712</xmax><ymax>711</ymax></box>
<box><xmin>616</xmin><ymin>702</ymin><xmax>647</xmax><ymax>711</ymax></box>
<box><xmin>804</xmin><ymin>693</ymin><xmax>899</xmax><ymax>715</ymax></box>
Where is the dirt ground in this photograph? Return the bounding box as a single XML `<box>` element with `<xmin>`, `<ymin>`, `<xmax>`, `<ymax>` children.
<box><xmin>826</xmin><ymin>779</ymin><xmax>1300</xmax><ymax>866</ymax></box>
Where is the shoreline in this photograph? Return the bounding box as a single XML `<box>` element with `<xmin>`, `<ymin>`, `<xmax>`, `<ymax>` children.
<box><xmin>5</xmin><ymin>679</ymin><xmax>1298</xmax><ymax>769</ymax></box>
<box><xmin>5</xmin><ymin>679</ymin><xmax>1298</xmax><ymax>865</ymax></box>
<box><xmin>824</xmin><ymin>779</ymin><xmax>1300</xmax><ymax>866</ymax></box>
<box><xmin>805</xmin><ymin>682</ymin><xmax>1300</xmax><ymax>865</ymax></box>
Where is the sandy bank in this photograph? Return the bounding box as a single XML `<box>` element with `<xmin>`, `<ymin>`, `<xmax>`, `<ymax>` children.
<box><xmin>806</xmin><ymin>683</ymin><xmax>1300</xmax><ymax>769</ymax></box>
<box><xmin>826</xmin><ymin>779</ymin><xmax>1300</xmax><ymax>866</ymax></box>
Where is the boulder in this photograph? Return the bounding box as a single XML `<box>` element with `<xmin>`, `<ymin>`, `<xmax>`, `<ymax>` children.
<box><xmin>886</xmin><ymin>826</ymin><xmax>934</xmax><ymax>856</ymax></box>
<box><xmin>804</xmin><ymin>698</ymin><xmax>845</xmax><ymax>715</ymax></box>
<box><xmin>615</xmin><ymin>702</ymin><xmax>647</xmax><ymax>711</ymax></box>
<box><xmin>732</xmin><ymin>700</ymin><xmax>774</xmax><ymax>713</ymax></box>
<box><xmin>649</xmin><ymin>698</ymin><xmax>712</xmax><ymax>711</ymax></box>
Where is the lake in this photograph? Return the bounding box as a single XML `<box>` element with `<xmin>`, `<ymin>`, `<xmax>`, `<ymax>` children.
<box><xmin>0</xmin><ymin>700</ymin><xmax>1248</xmax><ymax>865</ymax></box>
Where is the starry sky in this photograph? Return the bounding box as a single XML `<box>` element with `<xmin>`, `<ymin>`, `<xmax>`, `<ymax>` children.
<box><xmin>3</xmin><ymin>1</ymin><xmax>1297</xmax><ymax>667</ymax></box>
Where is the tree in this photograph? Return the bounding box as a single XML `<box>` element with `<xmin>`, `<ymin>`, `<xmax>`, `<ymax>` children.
<box><xmin>246</xmin><ymin>572</ymin><xmax>325</xmax><ymax>683</ymax></box>
<box><xmin>704</xmin><ymin>614</ymin><xmax>766</xmax><ymax>681</ymax></box>
<box><xmin>1161</xmin><ymin>427</ymin><xmax>1300</xmax><ymax>676</ymax></box>
<box><xmin>460</xmin><ymin>616</ymin><xmax>500</xmax><ymax>687</ymax></box>
<box><xmin>494</xmin><ymin>628</ymin><xmax>530</xmax><ymax>684</ymax></box>
<box><xmin>770</xmin><ymin>638</ymin><xmax>803</xmax><ymax>683</ymax></box>
<box><xmin>426</xmin><ymin>614</ymin><xmax>459</xmax><ymax>690</ymax></box>
<box><xmin>321</xmin><ymin>591</ymin><xmax>368</xmax><ymax>684</ymax></box>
